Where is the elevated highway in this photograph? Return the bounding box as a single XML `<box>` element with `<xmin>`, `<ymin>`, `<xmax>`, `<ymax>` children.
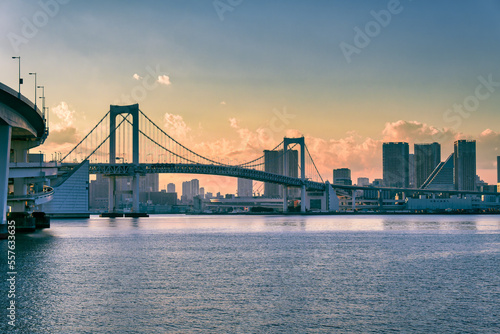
<box><xmin>0</xmin><ymin>82</ymin><xmax>47</xmax><ymax>233</ymax></box>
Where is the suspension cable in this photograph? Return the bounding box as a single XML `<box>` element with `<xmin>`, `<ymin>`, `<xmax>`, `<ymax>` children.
<box><xmin>80</xmin><ymin>113</ymin><xmax>131</xmax><ymax>163</ymax></box>
<box><xmin>61</xmin><ymin>110</ymin><xmax>111</xmax><ymax>162</ymax></box>
<box><xmin>305</xmin><ymin>144</ymin><xmax>324</xmax><ymax>183</ymax></box>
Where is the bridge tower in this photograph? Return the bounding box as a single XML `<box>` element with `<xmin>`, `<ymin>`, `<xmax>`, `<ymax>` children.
<box><xmin>108</xmin><ymin>104</ymin><xmax>140</xmax><ymax>213</ymax></box>
<box><xmin>283</xmin><ymin>137</ymin><xmax>306</xmax><ymax>213</ymax></box>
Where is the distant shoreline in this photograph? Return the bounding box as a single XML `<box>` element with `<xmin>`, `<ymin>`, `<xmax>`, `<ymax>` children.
<box><xmin>185</xmin><ymin>211</ymin><xmax>500</xmax><ymax>216</ymax></box>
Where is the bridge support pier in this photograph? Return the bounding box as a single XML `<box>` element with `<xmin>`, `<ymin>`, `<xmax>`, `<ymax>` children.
<box><xmin>301</xmin><ymin>184</ymin><xmax>306</xmax><ymax>213</ymax></box>
<box><xmin>11</xmin><ymin>178</ymin><xmax>28</xmax><ymax>212</ymax></box>
<box><xmin>0</xmin><ymin>125</ymin><xmax>11</xmax><ymax>234</ymax></box>
<box><xmin>132</xmin><ymin>174</ymin><xmax>140</xmax><ymax>212</ymax></box>
<box><xmin>108</xmin><ymin>176</ymin><xmax>115</xmax><ymax>213</ymax></box>
<box><xmin>282</xmin><ymin>185</ymin><xmax>288</xmax><ymax>213</ymax></box>
<box><xmin>352</xmin><ymin>190</ymin><xmax>356</xmax><ymax>212</ymax></box>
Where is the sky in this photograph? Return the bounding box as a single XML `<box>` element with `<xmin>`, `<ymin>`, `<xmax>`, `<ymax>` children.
<box><xmin>1</xmin><ymin>0</ymin><xmax>500</xmax><ymax>194</ymax></box>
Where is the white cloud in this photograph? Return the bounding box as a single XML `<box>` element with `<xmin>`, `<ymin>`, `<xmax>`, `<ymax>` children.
<box><xmin>133</xmin><ymin>73</ymin><xmax>142</xmax><ymax>80</ymax></box>
<box><xmin>382</xmin><ymin>120</ymin><xmax>456</xmax><ymax>143</ymax></box>
<box><xmin>477</xmin><ymin>129</ymin><xmax>500</xmax><ymax>169</ymax></box>
<box><xmin>38</xmin><ymin>102</ymin><xmax>80</xmax><ymax>155</ymax></box>
<box><xmin>157</xmin><ymin>75</ymin><xmax>171</xmax><ymax>85</ymax></box>
<box><xmin>164</xmin><ymin>113</ymin><xmax>190</xmax><ymax>139</ymax></box>
<box><xmin>229</xmin><ymin>118</ymin><xmax>238</xmax><ymax>128</ymax></box>
<box><xmin>51</xmin><ymin>101</ymin><xmax>76</xmax><ymax>130</ymax></box>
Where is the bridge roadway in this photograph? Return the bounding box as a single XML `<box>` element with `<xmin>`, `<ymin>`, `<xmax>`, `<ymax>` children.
<box><xmin>88</xmin><ymin>163</ymin><xmax>326</xmax><ymax>191</ymax></box>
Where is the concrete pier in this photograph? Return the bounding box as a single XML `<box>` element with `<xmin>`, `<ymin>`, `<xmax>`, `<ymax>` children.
<box><xmin>0</xmin><ymin>125</ymin><xmax>11</xmax><ymax>237</ymax></box>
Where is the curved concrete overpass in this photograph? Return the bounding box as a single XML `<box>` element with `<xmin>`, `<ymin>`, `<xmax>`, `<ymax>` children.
<box><xmin>1</xmin><ymin>82</ymin><xmax>47</xmax><ymax>229</ymax></box>
<box><xmin>0</xmin><ymin>82</ymin><xmax>45</xmax><ymax>138</ymax></box>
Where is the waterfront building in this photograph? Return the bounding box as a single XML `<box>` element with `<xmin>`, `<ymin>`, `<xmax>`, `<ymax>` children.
<box><xmin>407</xmin><ymin>197</ymin><xmax>473</xmax><ymax>211</ymax></box>
<box><xmin>454</xmin><ymin>140</ymin><xmax>476</xmax><ymax>191</ymax></box>
<box><xmin>497</xmin><ymin>156</ymin><xmax>500</xmax><ymax>183</ymax></box>
<box><xmin>421</xmin><ymin>153</ymin><xmax>454</xmax><ymax>191</ymax></box>
<box><xmin>89</xmin><ymin>174</ymin><xmax>109</xmax><ymax>209</ymax></box>
<box><xmin>167</xmin><ymin>183</ymin><xmax>175</xmax><ymax>193</ymax></box>
<box><xmin>414</xmin><ymin>143</ymin><xmax>441</xmax><ymax>188</ymax></box>
<box><xmin>409</xmin><ymin>154</ymin><xmax>416</xmax><ymax>188</ymax></box>
<box><xmin>88</xmin><ymin>173</ymin><xmax>159</xmax><ymax>210</ymax></box>
<box><xmin>139</xmin><ymin>191</ymin><xmax>177</xmax><ymax>206</ymax></box>
<box><xmin>383</xmin><ymin>142</ymin><xmax>409</xmax><ymax>188</ymax></box>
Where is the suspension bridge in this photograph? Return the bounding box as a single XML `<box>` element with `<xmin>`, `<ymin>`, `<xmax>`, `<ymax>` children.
<box><xmin>60</xmin><ymin>104</ymin><xmax>335</xmax><ymax>213</ymax></box>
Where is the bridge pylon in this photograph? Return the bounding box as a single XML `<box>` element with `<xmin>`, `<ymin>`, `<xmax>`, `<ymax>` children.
<box><xmin>283</xmin><ymin>137</ymin><xmax>306</xmax><ymax>213</ymax></box>
<box><xmin>108</xmin><ymin>104</ymin><xmax>141</xmax><ymax>214</ymax></box>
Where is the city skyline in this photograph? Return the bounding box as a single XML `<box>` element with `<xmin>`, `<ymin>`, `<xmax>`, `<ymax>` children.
<box><xmin>2</xmin><ymin>1</ymin><xmax>499</xmax><ymax>193</ymax></box>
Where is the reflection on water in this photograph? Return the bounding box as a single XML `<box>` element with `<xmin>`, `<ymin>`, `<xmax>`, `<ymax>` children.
<box><xmin>382</xmin><ymin>219</ymin><xmax>478</xmax><ymax>231</ymax></box>
<box><xmin>57</xmin><ymin>214</ymin><xmax>500</xmax><ymax>235</ymax></box>
<box><xmin>265</xmin><ymin>219</ymin><xmax>307</xmax><ymax>229</ymax></box>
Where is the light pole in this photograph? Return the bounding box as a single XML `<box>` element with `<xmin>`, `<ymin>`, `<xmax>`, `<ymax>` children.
<box><xmin>29</xmin><ymin>72</ymin><xmax>37</xmax><ymax>111</ymax></box>
<box><xmin>37</xmin><ymin>85</ymin><xmax>45</xmax><ymax>121</ymax></box>
<box><xmin>44</xmin><ymin>106</ymin><xmax>49</xmax><ymax>131</ymax></box>
<box><xmin>12</xmin><ymin>56</ymin><xmax>22</xmax><ymax>98</ymax></box>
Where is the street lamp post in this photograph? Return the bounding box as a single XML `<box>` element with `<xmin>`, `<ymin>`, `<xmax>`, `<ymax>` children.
<box><xmin>12</xmin><ymin>56</ymin><xmax>22</xmax><ymax>98</ymax></box>
<box><xmin>29</xmin><ymin>72</ymin><xmax>37</xmax><ymax>111</ymax></box>
<box><xmin>44</xmin><ymin>107</ymin><xmax>49</xmax><ymax>130</ymax></box>
<box><xmin>37</xmin><ymin>85</ymin><xmax>45</xmax><ymax>121</ymax></box>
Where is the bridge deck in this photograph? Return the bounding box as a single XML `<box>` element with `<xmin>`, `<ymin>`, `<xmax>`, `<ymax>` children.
<box><xmin>86</xmin><ymin>163</ymin><xmax>326</xmax><ymax>190</ymax></box>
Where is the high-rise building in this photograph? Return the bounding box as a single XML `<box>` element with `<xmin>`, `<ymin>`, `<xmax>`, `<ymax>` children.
<box><xmin>264</xmin><ymin>150</ymin><xmax>280</xmax><ymax>197</ymax></box>
<box><xmin>263</xmin><ymin>149</ymin><xmax>299</xmax><ymax>198</ymax></box>
<box><xmin>89</xmin><ymin>174</ymin><xmax>109</xmax><ymax>209</ymax></box>
<box><xmin>140</xmin><ymin>174</ymin><xmax>159</xmax><ymax>193</ymax></box>
<box><xmin>454</xmin><ymin>140</ymin><xmax>476</xmax><ymax>191</ymax></box>
<box><xmin>414</xmin><ymin>143</ymin><xmax>441</xmax><ymax>188</ymax></box>
<box><xmin>497</xmin><ymin>156</ymin><xmax>500</xmax><ymax>183</ymax></box>
<box><xmin>421</xmin><ymin>153</ymin><xmax>454</xmax><ymax>191</ymax></box>
<box><xmin>285</xmin><ymin>150</ymin><xmax>300</xmax><ymax>198</ymax></box>
<box><xmin>237</xmin><ymin>178</ymin><xmax>253</xmax><ymax>197</ymax></box>
<box><xmin>383</xmin><ymin>142</ymin><xmax>409</xmax><ymax>188</ymax></box>
<box><xmin>409</xmin><ymin>154</ymin><xmax>415</xmax><ymax>188</ymax></box>
<box><xmin>182</xmin><ymin>181</ymin><xmax>191</xmax><ymax>203</ymax></box>
<box><xmin>199</xmin><ymin>187</ymin><xmax>205</xmax><ymax>199</ymax></box>
<box><xmin>333</xmin><ymin>168</ymin><xmax>352</xmax><ymax>185</ymax></box>
<box><xmin>167</xmin><ymin>183</ymin><xmax>175</xmax><ymax>193</ymax></box>
<box><xmin>191</xmin><ymin>179</ymin><xmax>200</xmax><ymax>198</ymax></box>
